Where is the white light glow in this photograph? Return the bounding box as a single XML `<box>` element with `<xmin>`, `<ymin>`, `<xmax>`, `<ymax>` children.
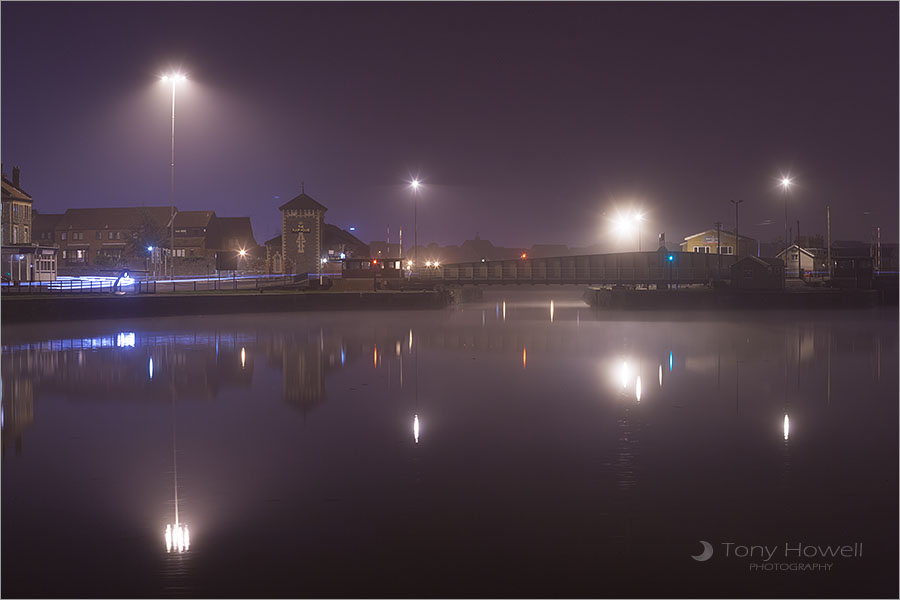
<box><xmin>550</xmin><ymin>300</ymin><xmax>555</xmax><ymax>323</ymax></box>
<box><xmin>149</xmin><ymin>356</ymin><xmax>154</xmax><ymax>380</ymax></box>
<box><xmin>658</xmin><ymin>364</ymin><xmax>663</xmax><ymax>387</ymax></box>
<box><xmin>620</xmin><ymin>361</ymin><xmax>630</xmax><ymax>389</ymax></box>
<box><xmin>413</xmin><ymin>414</ymin><xmax>420</xmax><ymax>444</ymax></box>
<box><xmin>165</xmin><ymin>523</ymin><xmax>190</xmax><ymax>553</ymax></box>
<box><xmin>411</xmin><ymin>179</ymin><xmax>420</xmax><ymax>190</ymax></box>
<box><xmin>635</xmin><ymin>376</ymin><xmax>642</xmax><ymax>402</ymax></box>
<box><xmin>240</xmin><ymin>347</ymin><xmax>246</xmax><ymax>369</ymax></box>
<box><xmin>116</xmin><ymin>332</ymin><xmax>135</xmax><ymax>348</ymax></box>
<box><xmin>502</xmin><ymin>301</ymin><xmax>506</xmax><ymax>321</ymax></box>
<box><xmin>783</xmin><ymin>414</ymin><xmax>790</xmax><ymax>440</ymax></box>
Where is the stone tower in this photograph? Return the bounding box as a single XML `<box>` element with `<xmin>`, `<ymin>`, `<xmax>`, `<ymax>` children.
<box><xmin>279</xmin><ymin>187</ymin><xmax>327</xmax><ymax>276</ymax></box>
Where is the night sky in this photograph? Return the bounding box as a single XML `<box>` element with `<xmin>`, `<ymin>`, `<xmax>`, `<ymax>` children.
<box><xmin>2</xmin><ymin>2</ymin><xmax>897</xmax><ymax>250</ymax></box>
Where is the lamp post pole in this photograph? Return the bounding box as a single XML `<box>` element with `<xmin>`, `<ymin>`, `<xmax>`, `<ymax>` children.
<box><xmin>169</xmin><ymin>80</ymin><xmax>176</xmax><ymax>279</ymax></box>
<box><xmin>779</xmin><ymin>177</ymin><xmax>793</xmax><ymax>285</ymax></box>
<box><xmin>161</xmin><ymin>73</ymin><xmax>186</xmax><ymax>279</ymax></box>
<box><xmin>411</xmin><ymin>180</ymin><xmax>420</xmax><ymax>275</ymax></box>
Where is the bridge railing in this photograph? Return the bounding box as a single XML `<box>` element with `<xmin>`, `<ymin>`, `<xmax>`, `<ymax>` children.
<box><xmin>420</xmin><ymin>252</ymin><xmax>739</xmax><ymax>285</ymax></box>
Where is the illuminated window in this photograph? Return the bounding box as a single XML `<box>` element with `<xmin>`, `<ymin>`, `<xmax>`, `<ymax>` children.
<box><xmin>61</xmin><ymin>232</ymin><xmax>67</xmax><ymax>240</ymax></box>
<box><xmin>719</xmin><ymin>246</ymin><xmax>734</xmax><ymax>255</ymax></box>
<box><xmin>694</xmin><ymin>246</ymin><xmax>710</xmax><ymax>254</ymax></box>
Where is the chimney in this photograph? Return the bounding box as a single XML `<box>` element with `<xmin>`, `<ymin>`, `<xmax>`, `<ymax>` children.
<box><xmin>658</xmin><ymin>232</ymin><xmax>666</xmax><ymax>250</ymax></box>
<box><xmin>12</xmin><ymin>166</ymin><xmax>20</xmax><ymax>188</ymax></box>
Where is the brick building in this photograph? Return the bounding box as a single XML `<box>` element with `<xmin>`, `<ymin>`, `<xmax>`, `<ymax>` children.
<box><xmin>278</xmin><ymin>188</ymin><xmax>327</xmax><ymax>276</ymax></box>
<box><xmin>2</xmin><ymin>167</ymin><xmax>33</xmax><ymax>244</ymax></box>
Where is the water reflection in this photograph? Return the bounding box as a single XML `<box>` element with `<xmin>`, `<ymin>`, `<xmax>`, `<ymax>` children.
<box><xmin>0</xmin><ymin>297</ymin><xmax>896</xmax><ymax>598</ymax></box>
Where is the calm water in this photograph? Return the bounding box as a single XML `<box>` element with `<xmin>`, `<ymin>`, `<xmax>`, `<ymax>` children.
<box><xmin>2</xmin><ymin>290</ymin><xmax>897</xmax><ymax>598</ymax></box>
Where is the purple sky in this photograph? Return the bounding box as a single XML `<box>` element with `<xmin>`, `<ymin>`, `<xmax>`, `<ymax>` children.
<box><xmin>2</xmin><ymin>2</ymin><xmax>897</xmax><ymax>249</ymax></box>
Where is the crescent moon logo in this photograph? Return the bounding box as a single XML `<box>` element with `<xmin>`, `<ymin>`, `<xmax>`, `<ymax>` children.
<box><xmin>692</xmin><ymin>540</ymin><xmax>714</xmax><ymax>562</ymax></box>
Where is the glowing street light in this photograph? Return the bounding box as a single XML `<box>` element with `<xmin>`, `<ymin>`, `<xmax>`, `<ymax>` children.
<box><xmin>778</xmin><ymin>174</ymin><xmax>795</xmax><ymax>285</ymax></box>
<box><xmin>611</xmin><ymin>210</ymin><xmax>645</xmax><ymax>250</ymax></box>
<box><xmin>160</xmin><ymin>72</ymin><xmax>188</xmax><ymax>280</ymax></box>
<box><xmin>410</xmin><ymin>178</ymin><xmax>421</xmax><ymax>273</ymax></box>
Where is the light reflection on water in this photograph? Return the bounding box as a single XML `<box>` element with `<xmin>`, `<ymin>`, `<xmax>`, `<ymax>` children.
<box><xmin>1</xmin><ymin>291</ymin><xmax>897</xmax><ymax>598</ymax></box>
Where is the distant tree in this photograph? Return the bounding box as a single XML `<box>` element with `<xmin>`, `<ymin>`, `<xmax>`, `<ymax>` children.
<box><xmin>123</xmin><ymin>211</ymin><xmax>167</xmax><ymax>261</ymax></box>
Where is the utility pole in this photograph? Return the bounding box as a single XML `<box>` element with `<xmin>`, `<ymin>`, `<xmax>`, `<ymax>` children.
<box><xmin>730</xmin><ymin>200</ymin><xmax>743</xmax><ymax>258</ymax></box>
<box><xmin>797</xmin><ymin>219</ymin><xmax>801</xmax><ymax>277</ymax></box>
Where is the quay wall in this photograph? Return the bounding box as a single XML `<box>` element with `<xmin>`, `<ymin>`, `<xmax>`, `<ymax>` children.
<box><xmin>2</xmin><ymin>290</ymin><xmax>451</xmax><ymax>324</ymax></box>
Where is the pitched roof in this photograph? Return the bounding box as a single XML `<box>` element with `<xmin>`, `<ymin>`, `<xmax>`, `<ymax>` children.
<box><xmin>323</xmin><ymin>224</ymin><xmax>369</xmax><ymax>255</ymax></box>
<box><xmin>56</xmin><ymin>207</ymin><xmax>174</xmax><ymax>230</ymax></box>
<box><xmin>174</xmin><ymin>210</ymin><xmax>216</xmax><ymax>228</ymax></box>
<box><xmin>683</xmin><ymin>229</ymin><xmax>756</xmax><ymax>242</ymax></box>
<box><xmin>265</xmin><ymin>234</ymin><xmax>282</xmax><ymax>248</ymax></box>
<box><xmin>218</xmin><ymin>216</ymin><xmax>258</xmax><ymax>247</ymax></box>
<box><xmin>33</xmin><ymin>212</ymin><xmax>64</xmax><ymax>232</ymax></box>
<box><xmin>279</xmin><ymin>192</ymin><xmax>327</xmax><ymax>212</ymax></box>
<box><xmin>1</xmin><ymin>175</ymin><xmax>32</xmax><ymax>202</ymax></box>
<box><xmin>732</xmin><ymin>255</ymin><xmax>783</xmax><ymax>268</ymax></box>
<box><xmin>775</xmin><ymin>244</ymin><xmax>815</xmax><ymax>259</ymax></box>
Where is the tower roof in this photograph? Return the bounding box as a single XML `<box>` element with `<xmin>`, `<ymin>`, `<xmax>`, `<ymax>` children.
<box><xmin>279</xmin><ymin>192</ymin><xmax>327</xmax><ymax>212</ymax></box>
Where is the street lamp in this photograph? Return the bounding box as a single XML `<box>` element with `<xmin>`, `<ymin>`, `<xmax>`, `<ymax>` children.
<box><xmin>634</xmin><ymin>212</ymin><xmax>645</xmax><ymax>251</ymax></box>
<box><xmin>779</xmin><ymin>175</ymin><xmax>794</xmax><ymax>284</ymax></box>
<box><xmin>410</xmin><ymin>179</ymin><xmax>420</xmax><ymax>274</ymax></box>
<box><xmin>611</xmin><ymin>210</ymin><xmax>645</xmax><ymax>251</ymax></box>
<box><xmin>161</xmin><ymin>72</ymin><xmax>187</xmax><ymax>279</ymax></box>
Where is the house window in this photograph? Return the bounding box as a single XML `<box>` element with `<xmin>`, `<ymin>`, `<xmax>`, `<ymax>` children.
<box><xmin>174</xmin><ymin>249</ymin><xmax>185</xmax><ymax>257</ymax></box>
<box><xmin>72</xmin><ymin>232</ymin><xmax>84</xmax><ymax>241</ymax></box>
<box><xmin>61</xmin><ymin>232</ymin><xmax>67</xmax><ymax>241</ymax></box>
<box><xmin>694</xmin><ymin>246</ymin><xmax>710</xmax><ymax>254</ymax></box>
<box><xmin>12</xmin><ymin>226</ymin><xmax>18</xmax><ymax>243</ymax></box>
<box><xmin>189</xmin><ymin>249</ymin><xmax>195</xmax><ymax>257</ymax></box>
<box><xmin>62</xmin><ymin>250</ymin><xmax>68</xmax><ymax>259</ymax></box>
<box><xmin>108</xmin><ymin>231</ymin><xmax>114</xmax><ymax>240</ymax></box>
<box><xmin>743</xmin><ymin>268</ymin><xmax>753</xmax><ymax>278</ymax></box>
<box><xmin>24</xmin><ymin>226</ymin><xmax>29</xmax><ymax>242</ymax></box>
<box><xmin>116</xmin><ymin>231</ymin><xmax>122</xmax><ymax>240</ymax></box>
<box><xmin>12</xmin><ymin>205</ymin><xmax>18</xmax><ymax>219</ymax></box>
<box><xmin>96</xmin><ymin>231</ymin><xmax>102</xmax><ymax>240</ymax></box>
<box><xmin>719</xmin><ymin>246</ymin><xmax>734</xmax><ymax>255</ymax></box>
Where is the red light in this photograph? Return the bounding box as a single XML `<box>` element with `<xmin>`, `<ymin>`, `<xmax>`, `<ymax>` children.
<box><xmin>372</xmin><ymin>259</ymin><xmax>378</xmax><ymax>264</ymax></box>
<box><xmin>521</xmin><ymin>253</ymin><xmax>527</xmax><ymax>259</ymax></box>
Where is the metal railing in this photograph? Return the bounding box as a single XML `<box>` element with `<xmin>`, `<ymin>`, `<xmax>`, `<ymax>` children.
<box><xmin>0</xmin><ymin>274</ymin><xmax>298</xmax><ymax>295</ymax></box>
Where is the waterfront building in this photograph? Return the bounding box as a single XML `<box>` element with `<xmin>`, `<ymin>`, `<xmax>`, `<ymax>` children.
<box><xmin>1</xmin><ymin>167</ymin><xmax>33</xmax><ymax>245</ymax></box>
<box><xmin>680</xmin><ymin>228</ymin><xmax>757</xmax><ymax>257</ymax></box>
<box><xmin>776</xmin><ymin>243</ymin><xmax>819</xmax><ymax>278</ymax></box>
<box><xmin>278</xmin><ymin>187</ymin><xmax>327</xmax><ymax>276</ymax></box>
<box><xmin>729</xmin><ymin>256</ymin><xmax>785</xmax><ymax>290</ymax></box>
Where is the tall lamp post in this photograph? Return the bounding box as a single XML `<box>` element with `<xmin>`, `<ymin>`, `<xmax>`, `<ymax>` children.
<box><xmin>410</xmin><ymin>179</ymin><xmax>420</xmax><ymax>274</ymax></box>
<box><xmin>635</xmin><ymin>212</ymin><xmax>645</xmax><ymax>251</ymax></box>
<box><xmin>161</xmin><ymin>73</ymin><xmax>187</xmax><ymax>279</ymax></box>
<box><xmin>730</xmin><ymin>199</ymin><xmax>743</xmax><ymax>258</ymax></box>
<box><xmin>779</xmin><ymin>176</ymin><xmax>794</xmax><ymax>284</ymax></box>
